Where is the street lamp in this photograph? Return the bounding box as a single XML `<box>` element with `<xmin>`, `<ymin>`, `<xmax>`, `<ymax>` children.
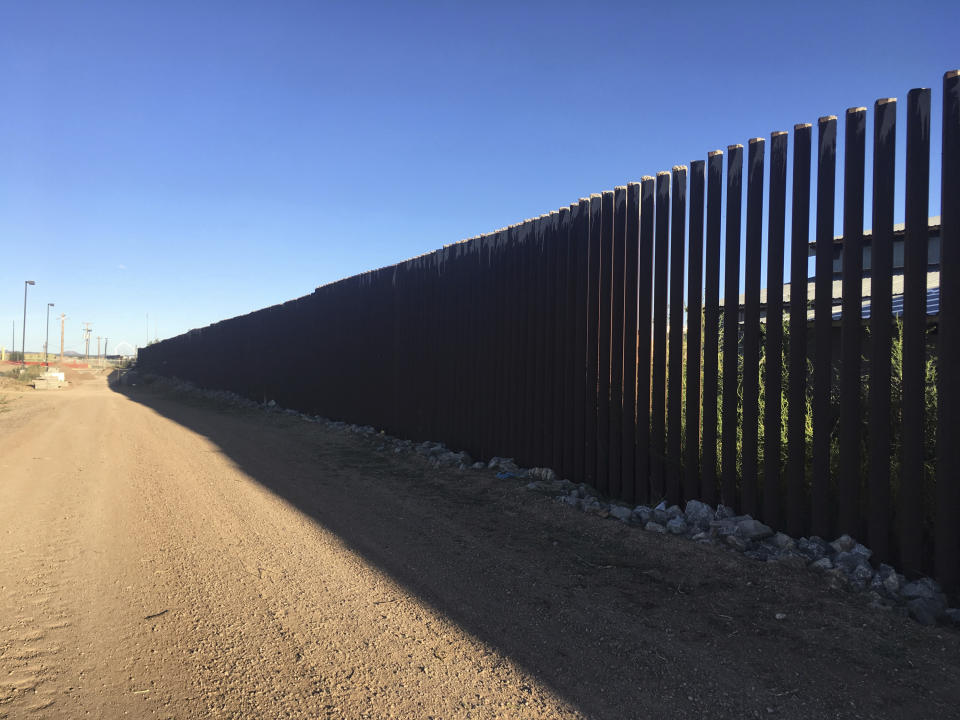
<box><xmin>45</xmin><ymin>303</ymin><xmax>54</xmax><ymax>367</ymax></box>
<box><xmin>22</xmin><ymin>280</ymin><xmax>35</xmax><ymax>369</ymax></box>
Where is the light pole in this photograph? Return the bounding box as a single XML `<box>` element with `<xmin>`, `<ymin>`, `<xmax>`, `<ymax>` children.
<box><xmin>45</xmin><ymin>303</ymin><xmax>54</xmax><ymax>367</ymax></box>
<box><xmin>22</xmin><ymin>280</ymin><xmax>35</xmax><ymax>369</ymax></box>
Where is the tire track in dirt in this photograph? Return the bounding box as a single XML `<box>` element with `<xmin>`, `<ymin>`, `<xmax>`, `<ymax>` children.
<box><xmin>0</xmin><ymin>383</ymin><xmax>92</xmax><ymax>716</ymax></box>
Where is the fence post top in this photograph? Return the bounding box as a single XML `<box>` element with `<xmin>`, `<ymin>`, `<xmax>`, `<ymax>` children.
<box><xmin>771</xmin><ymin>131</ymin><xmax>788</xmax><ymax>137</ymax></box>
<box><xmin>672</xmin><ymin>165</ymin><xmax>687</xmax><ymax>172</ymax></box>
<box><xmin>728</xmin><ymin>143</ymin><xmax>743</xmax><ymax>150</ymax></box>
<box><xmin>708</xmin><ymin>149</ymin><xmax>723</xmax><ymax>157</ymax></box>
<box><xmin>795</xmin><ymin>122</ymin><xmax>812</xmax><ymax>129</ymax></box>
<box><xmin>818</xmin><ymin>115</ymin><xmax>837</xmax><ymax>123</ymax></box>
<box><xmin>876</xmin><ymin>97</ymin><xmax>897</xmax><ymax>106</ymax></box>
<box><xmin>846</xmin><ymin>106</ymin><xmax>867</xmax><ymax>114</ymax></box>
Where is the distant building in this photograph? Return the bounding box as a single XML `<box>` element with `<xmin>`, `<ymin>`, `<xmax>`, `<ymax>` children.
<box><xmin>723</xmin><ymin>218</ymin><xmax>941</xmax><ymax>322</ymax></box>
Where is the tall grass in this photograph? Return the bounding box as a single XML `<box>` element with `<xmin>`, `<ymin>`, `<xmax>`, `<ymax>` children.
<box><xmin>671</xmin><ymin>314</ymin><xmax>937</xmax><ymax>519</ymax></box>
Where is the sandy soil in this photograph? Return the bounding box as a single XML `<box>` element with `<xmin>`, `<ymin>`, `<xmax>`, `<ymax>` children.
<box><xmin>1</xmin><ymin>368</ymin><xmax>959</xmax><ymax>719</ymax></box>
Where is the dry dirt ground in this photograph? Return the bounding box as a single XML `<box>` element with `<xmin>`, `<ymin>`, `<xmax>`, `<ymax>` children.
<box><xmin>1</xmin><ymin>367</ymin><xmax>959</xmax><ymax>720</ymax></box>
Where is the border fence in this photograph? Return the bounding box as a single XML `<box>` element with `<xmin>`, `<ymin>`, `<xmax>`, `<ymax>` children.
<box><xmin>140</xmin><ymin>71</ymin><xmax>960</xmax><ymax>592</ymax></box>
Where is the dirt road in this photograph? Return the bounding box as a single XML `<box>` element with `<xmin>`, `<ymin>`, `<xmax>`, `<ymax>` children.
<box><xmin>1</xmin><ymin>368</ymin><xmax>959</xmax><ymax>719</ymax></box>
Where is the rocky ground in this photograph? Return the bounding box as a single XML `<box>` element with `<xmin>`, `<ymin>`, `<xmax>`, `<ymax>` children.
<box><xmin>173</xmin><ymin>372</ymin><xmax>956</xmax><ymax>632</ymax></box>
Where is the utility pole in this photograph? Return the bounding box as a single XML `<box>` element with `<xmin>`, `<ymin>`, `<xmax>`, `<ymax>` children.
<box><xmin>104</xmin><ymin>338</ymin><xmax>109</xmax><ymax>367</ymax></box>
<box><xmin>59</xmin><ymin>314</ymin><xmax>66</xmax><ymax>365</ymax></box>
<box><xmin>96</xmin><ymin>336</ymin><xmax>101</xmax><ymax>368</ymax></box>
<box><xmin>44</xmin><ymin>302</ymin><xmax>54</xmax><ymax>367</ymax></box>
<box><xmin>82</xmin><ymin>323</ymin><xmax>92</xmax><ymax>362</ymax></box>
<box><xmin>22</xmin><ymin>280</ymin><xmax>35</xmax><ymax>369</ymax></box>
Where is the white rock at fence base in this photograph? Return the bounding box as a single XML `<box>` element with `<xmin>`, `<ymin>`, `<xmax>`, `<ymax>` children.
<box><xmin>850</xmin><ymin>564</ymin><xmax>874</xmax><ymax>589</ymax></box>
<box><xmin>609</xmin><ymin>506</ymin><xmax>632</xmax><ymax>523</ymax></box>
<box><xmin>684</xmin><ymin>500</ymin><xmax>714</xmax><ymax>528</ymax></box>
<box><xmin>666</xmin><ymin>517</ymin><xmax>688</xmax><ymax>535</ymax></box>
<box><xmin>810</xmin><ymin>557</ymin><xmax>834</xmax><ymax>571</ymax></box>
<box><xmin>584</xmin><ymin>501</ymin><xmax>607</xmax><ymax>515</ymax></box>
<box><xmin>736</xmin><ymin>518</ymin><xmax>774</xmax><ymax>541</ymax></box>
<box><xmin>901</xmin><ymin>578</ymin><xmax>943</xmax><ymax>601</ymax></box>
<box><xmin>771</xmin><ymin>532</ymin><xmax>795</xmax><ymax>551</ymax></box>
<box><xmin>908</xmin><ymin>597</ymin><xmax>944</xmax><ymax>626</ymax></box>
<box><xmin>835</xmin><ymin>551</ymin><xmax>871</xmax><ymax>574</ymax></box>
<box><xmin>632</xmin><ymin>506</ymin><xmax>653</xmax><ymax>525</ymax></box>
<box><xmin>830</xmin><ymin>534</ymin><xmax>856</xmax><ymax>554</ymax></box>
<box><xmin>714</xmin><ymin>504</ymin><xmax>736</xmax><ymax>520</ymax></box>
<box><xmin>797</xmin><ymin>536</ymin><xmax>830</xmax><ymax>561</ymax></box>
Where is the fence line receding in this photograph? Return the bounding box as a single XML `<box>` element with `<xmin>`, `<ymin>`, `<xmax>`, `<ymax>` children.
<box><xmin>140</xmin><ymin>71</ymin><xmax>960</xmax><ymax>592</ymax></box>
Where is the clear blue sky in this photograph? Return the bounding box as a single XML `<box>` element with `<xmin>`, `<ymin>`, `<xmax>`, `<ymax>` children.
<box><xmin>1</xmin><ymin>0</ymin><xmax>957</xmax><ymax>355</ymax></box>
